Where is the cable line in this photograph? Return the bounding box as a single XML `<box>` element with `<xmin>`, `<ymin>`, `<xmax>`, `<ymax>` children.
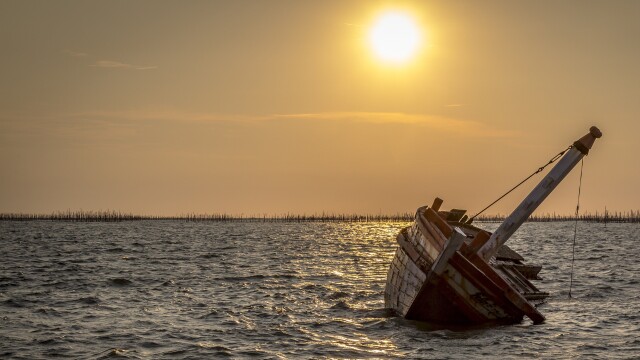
<box><xmin>569</xmin><ymin>158</ymin><xmax>584</xmax><ymax>299</ymax></box>
<box><xmin>469</xmin><ymin>145</ymin><xmax>573</xmax><ymax>222</ymax></box>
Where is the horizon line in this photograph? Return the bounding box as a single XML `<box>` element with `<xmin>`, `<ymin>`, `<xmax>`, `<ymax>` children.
<box><xmin>1</xmin><ymin>210</ymin><xmax>638</xmax><ymax>224</ymax></box>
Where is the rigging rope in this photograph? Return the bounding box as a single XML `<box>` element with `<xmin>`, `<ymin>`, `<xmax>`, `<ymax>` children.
<box><xmin>469</xmin><ymin>145</ymin><xmax>573</xmax><ymax>221</ymax></box>
<box><xmin>569</xmin><ymin>158</ymin><xmax>584</xmax><ymax>299</ymax></box>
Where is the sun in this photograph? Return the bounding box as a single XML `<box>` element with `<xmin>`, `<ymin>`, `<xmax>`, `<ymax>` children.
<box><xmin>369</xmin><ymin>11</ymin><xmax>422</xmax><ymax>64</ymax></box>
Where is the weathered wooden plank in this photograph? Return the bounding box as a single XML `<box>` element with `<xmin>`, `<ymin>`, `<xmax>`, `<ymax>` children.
<box><xmin>431</xmin><ymin>228</ymin><xmax>465</xmax><ymax>276</ymax></box>
<box><xmin>396</xmin><ymin>229</ymin><xmax>434</xmax><ymax>274</ymax></box>
<box><xmin>463</xmin><ymin>230</ymin><xmax>491</xmax><ymax>256</ymax></box>
<box><xmin>431</xmin><ymin>197</ymin><xmax>443</xmax><ymax>212</ymax></box>
<box><xmin>419</xmin><ymin>210</ymin><xmax>447</xmax><ymax>249</ymax></box>
<box><xmin>396</xmin><ymin>230</ymin><xmax>423</xmax><ymax>270</ymax></box>
<box><xmin>424</xmin><ymin>207</ymin><xmax>453</xmax><ymax>238</ymax></box>
<box><xmin>416</xmin><ymin>214</ymin><xmax>445</xmax><ymax>256</ymax></box>
<box><xmin>512</xmin><ymin>263</ymin><xmax>543</xmax><ymax>280</ymax></box>
<box><xmin>449</xmin><ymin>252</ymin><xmax>524</xmax><ymax>320</ymax></box>
<box><xmin>465</xmin><ymin>251</ymin><xmax>545</xmax><ymax>324</ymax></box>
<box><xmin>495</xmin><ymin>245</ymin><xmax>525</xmax><ymax>261</ymax></box>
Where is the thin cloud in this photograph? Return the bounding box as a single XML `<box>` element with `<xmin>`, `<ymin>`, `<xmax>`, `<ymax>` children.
<box><xmin>269</xmin><ymin>112</ymin><xmax>519</xmax><ymax>137</ymax></box>
<box><xmin>5</xmin><ymin>110</ymin><xmax>518</xmax><ymax>138</ymax></box>
<box><xmin>90</xmin><ymin>60</ymin><xmax>157</xmax><ymax>70</ymax></box>
<box><xmin>63</xmin><ymin>50</ymin><xmax>157</xmax><ymax>70</ymax></box>
<box><xmin>63</xmin><ymin>110</ymin><xmax>250</xmax><ymax>123</ymax></box>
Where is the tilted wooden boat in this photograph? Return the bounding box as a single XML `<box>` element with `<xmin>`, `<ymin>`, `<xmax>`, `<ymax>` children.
<box><xmin>384</xmin><ymin>127</ymin><xmax>602</xmax><ymax>325</ymax></box>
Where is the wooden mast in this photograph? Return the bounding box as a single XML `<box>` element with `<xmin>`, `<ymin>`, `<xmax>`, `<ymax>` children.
<box><xmin>477</xmin><ymin>126</ymin><xmax>602</xmax><ymax>261</ymax></box>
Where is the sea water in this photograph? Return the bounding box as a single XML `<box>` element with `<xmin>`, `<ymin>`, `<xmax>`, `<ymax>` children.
<box><xmin>1</xmin><ymin>221</ymin><xmax>638</xmax><ymax>359</ymax></box>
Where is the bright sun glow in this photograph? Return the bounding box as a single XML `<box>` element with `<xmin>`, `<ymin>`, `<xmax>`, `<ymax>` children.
<box><xmin>369</xmin><ymin>11</ymin><xmax>422</xmax><ymax>64</ymax></box>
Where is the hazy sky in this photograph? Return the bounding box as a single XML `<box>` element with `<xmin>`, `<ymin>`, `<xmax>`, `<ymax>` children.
<box><xmin>1</xmin><ymin>1</ymin><xmax>638</xmax><ymax>216</ymax></box>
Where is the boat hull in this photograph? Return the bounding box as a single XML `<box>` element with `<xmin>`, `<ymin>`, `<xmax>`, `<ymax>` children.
<box><xmin>384</xmin><ymin>206</ymin><xmax>548</xmax><ymax>325</ymax></box>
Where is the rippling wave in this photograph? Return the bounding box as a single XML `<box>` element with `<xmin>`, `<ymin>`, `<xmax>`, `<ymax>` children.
<box><xmin>0</xmin><ymin>221</ymin><xmax>638</xmax><ymax>359</ymax></box>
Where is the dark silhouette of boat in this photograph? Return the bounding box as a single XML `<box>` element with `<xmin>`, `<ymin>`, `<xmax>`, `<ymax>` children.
<box><xmin>384</xmin><ymin>127</ymin><xmax>602</xmax><ymax>324</ymax></box>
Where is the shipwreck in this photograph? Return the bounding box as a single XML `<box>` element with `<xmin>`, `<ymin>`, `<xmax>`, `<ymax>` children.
<box><xmin>384</xmin><ymin>126</ymin><xmax>602</xmax><ymax>325</ymax></box>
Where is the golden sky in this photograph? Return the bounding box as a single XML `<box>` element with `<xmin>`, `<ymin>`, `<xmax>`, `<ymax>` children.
<box><xmin>1</xmin><ymin>1</ymin><xmax>638</xmax><ymax>216</ymax></box>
